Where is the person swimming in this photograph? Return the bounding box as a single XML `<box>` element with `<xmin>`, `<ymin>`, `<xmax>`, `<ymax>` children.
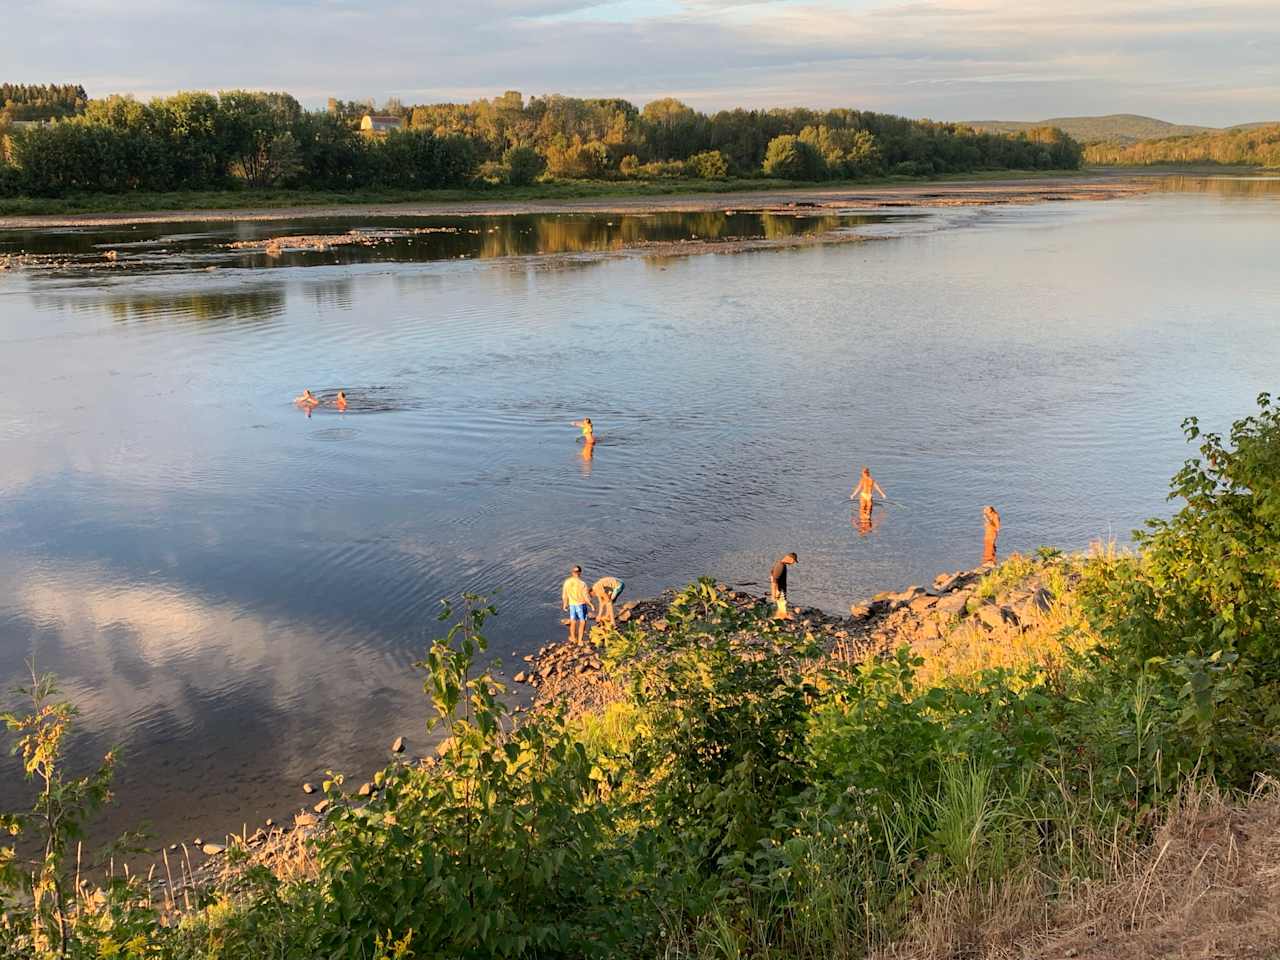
<box><xmin>294</xmin><ymin>389</ymin><xmax>320</xmax><ymax>407</ymax></box>
<box><xmin>335</xmin><ymin>390</ymin><xmax>348</xmax><ymax>412</ymax></box>
<box><xmin>572</xmin><ymin>418</ymin><xmax>594</xmax><ymax>442</ymax></box>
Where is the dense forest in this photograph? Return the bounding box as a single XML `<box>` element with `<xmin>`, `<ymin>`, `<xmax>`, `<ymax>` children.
<box><xmin>0</xmin><ymin>83</ymin><xmax>87</xmax><ymax>122</ymax></box>
<box><xmin>1084</xmin><ymin>124</ymin><xmax>1280</xmax><ymax>167</ymax></box>
<box><xmin>0</xmin><ymin>85</ymin><xmax>1083</xmax><ymax>198</ymax></box>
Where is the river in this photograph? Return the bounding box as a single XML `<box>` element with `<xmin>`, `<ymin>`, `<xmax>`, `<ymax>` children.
<box><xmin>1</xmin><ymin>176</ymin><xmax>1277</xmax><ymax>847</ymax></box>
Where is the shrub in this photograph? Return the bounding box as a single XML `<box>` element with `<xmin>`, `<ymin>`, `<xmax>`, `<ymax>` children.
<box><xmin>762</xmin><ymin>134</ymin><xmax>826</xmax><ymax>180</ymax></box>
<box><xmin>687</xmin><ymin>149</ymin><xmax>729</xmax><ymax>179</ymax></box>
<box><xmin>502</xmin><ymin>144</ymin><xmax>544</xmax><ymax>186</ymax></box>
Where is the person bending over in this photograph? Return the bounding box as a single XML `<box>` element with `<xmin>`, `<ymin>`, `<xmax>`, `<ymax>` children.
<box><xmin>770</xmin><ymin>552</ymin><xmax>798</xmax><ymax>620</ymax></box>
<box><xmin>591</xmin><ymin>576</ymin><xmax>624</xmax><ymax>627</ymax></box>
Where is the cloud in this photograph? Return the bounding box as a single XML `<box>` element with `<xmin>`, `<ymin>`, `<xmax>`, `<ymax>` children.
<box><xmin>5</xmin><ymin>0</ymin><xmax>1279</xmax><ymax>124</ymax></box>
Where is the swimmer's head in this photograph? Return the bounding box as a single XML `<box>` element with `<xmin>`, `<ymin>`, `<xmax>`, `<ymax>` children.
<box><xmin>783</xmin><ymin>552</ymin><xmax>798</xmax><ymax>564</ymax></box>
<box><xmin>337</xmin><ymin>390</ymin><xmax>346</xmax><ymax>400</ymax></box>
<box><xmin>571</xmin><ymin>565</ymin><xmax>582</xmax><ymax>576</ymax></box>
<box><xmin>861</xmin><ymin>467</ymin><xmax>870</xmax><ymax>477</ymax></box>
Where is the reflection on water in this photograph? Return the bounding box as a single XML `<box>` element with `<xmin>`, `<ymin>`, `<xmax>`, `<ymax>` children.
<box><xmin>0</xmin><ymin>210</ymin><xmax>873</xmax><ymax>274</ymax></box>
<box><xmin>1</xmin><ymin>179</ymin><xmax>1279</xmax><ymax>848</ymax></box>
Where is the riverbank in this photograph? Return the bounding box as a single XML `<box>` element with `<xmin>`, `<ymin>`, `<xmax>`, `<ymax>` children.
<box><xmin>171</xmin><ymin>554</ymin><xmax>1074</xmax><ymax>874</ymax></box>
<box><xmin>0</xmin><ymin>170</ymin><xmax>1145</xmax><ymax>228</ymax></box>
<box><xmin>136</xmin><ymin>531</ymin><xmax>1280</xmax><ymax>960</ymax></box>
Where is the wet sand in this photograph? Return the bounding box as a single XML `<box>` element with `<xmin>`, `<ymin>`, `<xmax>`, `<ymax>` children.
<box><xmin>0</xmin><ymin>175</ymin><xmax>1156</xmax><ymax>231</ymax></box>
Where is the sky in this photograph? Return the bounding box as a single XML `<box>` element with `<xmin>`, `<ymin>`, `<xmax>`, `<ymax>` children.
<box><xmin>8</xmin><ymin>0</ymin><xmax>1280</xmax><ymax>124</ymax></box>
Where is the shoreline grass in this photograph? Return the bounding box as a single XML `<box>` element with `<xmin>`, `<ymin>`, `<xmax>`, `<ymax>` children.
<box><xmin>0</xmin><ymin>168</ymin><xmax>1098</xmax><ymax>219</ymax></box>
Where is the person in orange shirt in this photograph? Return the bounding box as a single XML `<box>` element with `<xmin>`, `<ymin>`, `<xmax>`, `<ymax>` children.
<box><xmin>294</xmin><ymin>389</ymin><xmax>320</xmax><ymax>408</ymax></box>
<box><xmin>852</xmin><ymin>467</ymin><xmax>886</xmax><ymax>520</ymax></box>
<box><xmin>983</xmin><ymin>505</ymin><xmax>1001</xmax><ymax>565</ymax></box>
<box><xmin>335</xmin><ymin>390</ymin><xmax>348</xmax><ymax>412</ymax></box>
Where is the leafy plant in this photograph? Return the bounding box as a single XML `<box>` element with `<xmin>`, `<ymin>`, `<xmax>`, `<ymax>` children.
<box><xmin>1</xmin><ymin>661</ymin><xmax>118</xmax><ymax>959</ymax></box>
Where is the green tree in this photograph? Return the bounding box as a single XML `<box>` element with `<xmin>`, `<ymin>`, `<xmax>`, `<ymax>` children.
<box><xmin>503</xmin><ymin>144</ymin><xmax>545</xmax><ymax>185</ymax></box>
<box><xmin>762</xmin><ymin>134</ymin><xmax>825</xmax><ymax>180</ymax></box>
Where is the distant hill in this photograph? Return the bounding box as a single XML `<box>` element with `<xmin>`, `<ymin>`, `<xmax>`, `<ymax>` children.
<box><xmin>959</xmin><ymin>114</ymin><xmax>1277</xmax><ymax>145</ymax></box>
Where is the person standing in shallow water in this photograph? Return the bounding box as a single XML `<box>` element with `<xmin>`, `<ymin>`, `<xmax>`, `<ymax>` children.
<box><xmin>983</xmin><ymin>505</ymin><xmax>1001</xmax><ymax>565</ymax></box>
<box><xmin>572</xmin><ymin>418</ymin><xmax>594</xmax><ymax>444</ymax></box>
<box><xmin>561</xmin><ymin>565</ymin><xmax>594</xmax><ymax>643</ymax></box>
<box><xmin>853</xmin><ymin>467</ymin><xmax>886</xmax><ymax>519</ymax></box>
<box><xmin>770</xmin><ymin>552</ymin><xmax>798</xmax><ymax>619</ymax></box>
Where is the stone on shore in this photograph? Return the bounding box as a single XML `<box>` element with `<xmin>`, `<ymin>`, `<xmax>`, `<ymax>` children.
<box><xmin>391</xmin><ymin>736</ymin><xmax>405</xmax><ymax>753</ymax></box>
<box><xmin>294</xmin><ymin>813</ymin><xmax>317</xmax><ymax>828</ymax></box>
<box><xmin>201</xmin><ymin>843</ymin><xmax>226</xmax><ymax>856</ymax></box>
<box><xmin>302</xmin><ymin>782</ymin><xmax>316</xmax><ymax>794</ymax></box>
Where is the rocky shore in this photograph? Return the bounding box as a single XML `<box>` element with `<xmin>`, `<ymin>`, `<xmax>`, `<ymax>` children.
<box><xmin>157</xmin><ymin>555</ymin><xmax>1071</xmax><ymax>901</ymax></box>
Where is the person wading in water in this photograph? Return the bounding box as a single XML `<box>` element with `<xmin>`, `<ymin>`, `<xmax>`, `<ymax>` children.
<box><xmin>770</xmin><ymin>552</ymin><xmax>798</xmax><ymax>619</ymax></box>
<box><xmin>852</xmin><ymin>467</ymin><xmax>886</xmax><ymax>521</ymax></box>
<box><xmin>983</xmin><ymin>506</ymin><xmax>1001</xmax><ymax>565</ymax></box>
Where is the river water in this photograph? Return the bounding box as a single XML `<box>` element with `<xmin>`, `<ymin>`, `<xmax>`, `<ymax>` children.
<box><xmin>1</xmin><ymin>178</ymin><xmax>1277</xmax><ymax>847</ymax></box>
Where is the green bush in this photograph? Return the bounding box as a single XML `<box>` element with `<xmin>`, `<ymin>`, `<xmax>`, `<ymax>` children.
<box><xmin>762</xmin><ymin>135</ymin><xmax>826</xmax><ymax>180</ymax></box>
<box><xmin>687</xmin><ymin>150</ymin><xmax>729</xmax><ymax>179</ymax></box>
<box><xmin>502</xmin><ymin>145</ymin><xmax>544</xmax><ymax>186</ymax></box>
<box><xmin>308</xmin><ymin>597</ymin><xmax>649</xmax><ymax>960</ymax></box>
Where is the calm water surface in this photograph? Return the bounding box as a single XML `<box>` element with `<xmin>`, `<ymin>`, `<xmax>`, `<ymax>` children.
<box><xmin>1</xmin><ymin>179</ymin><xmax>1277</xmax><ymax>846</ymax></box>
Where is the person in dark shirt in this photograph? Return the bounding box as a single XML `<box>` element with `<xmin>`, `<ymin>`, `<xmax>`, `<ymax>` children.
<box><xmin>770</xmin><ymin>552</ymin><xmax>798</xmax><ymax>619</ymax></box>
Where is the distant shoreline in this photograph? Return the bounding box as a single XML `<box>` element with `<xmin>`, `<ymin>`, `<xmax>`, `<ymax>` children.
<box><xmin>0</xmin><ymin>170</ymin><xmax>1159</xmax><ymax>229</ymax></box>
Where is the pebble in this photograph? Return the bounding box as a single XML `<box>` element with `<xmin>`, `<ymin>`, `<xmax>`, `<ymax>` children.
<box><xmin>201</xmin><ymin>843</ymin><xmax>226</xmax><ymax>856</ymax></box>
<box><xmin>313</xmin><ymin>799</ymin><xmax>331</xmax><ymax>815</ymax></box>
<box><xmin>391</xmin><ymin>736</ymin><xmax>405</xmax><ymax>753</ymax></box>
<box><xmin>358</xmin><ymin>782</ymin><xmax>373</xmax><ymax>797</ymax></box>
<box><xmin>514</xmin><ymin>671</ymin><xmax>528</xmax><ymax>683</ymax></box>
<box><xmin>302</xmin><ymin>782</ymin><xmax>316</xmax><ymax>794</ymax></box>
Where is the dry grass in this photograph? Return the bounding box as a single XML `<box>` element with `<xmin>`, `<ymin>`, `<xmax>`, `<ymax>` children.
<box><xmin>914</xmin><ymin>558</ymin><xmax>1096</xmax><ymax>689</ymax></box>
<box><xmin>874</xmin><ymin>778</ymin><xmax>1280</xmax><ymax>960</ymax></box>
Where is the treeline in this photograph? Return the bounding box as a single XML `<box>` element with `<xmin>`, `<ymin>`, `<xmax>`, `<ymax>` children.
<box><xmin>0</xmin><ymin>87</ymin><xmax>1083</xmax><ymax>198</ymax></box>
<box><xmin>0</xmin><ymin>83</ymin><xmax>87</xmax><ymax>122</ymax></box>
<box><xmin>401</xmin><ymin>92</ymin><xmax>1083</xmax><ymax>178</ymax></box>
<box><xmin>0</xmin><ymin>91</ymin><xmax>476</xmax><ymax>197</ymax></box>
<box><xmin>1085</xmin><ymin>124</ymin><xmax>1280</xmax><ymax>167</ymax></box>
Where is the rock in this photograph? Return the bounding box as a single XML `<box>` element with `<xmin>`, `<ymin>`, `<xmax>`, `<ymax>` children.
<box><xmin>849</xmin><ymin>603</ymin><xmax>873</xmax><ymax>620</ymax></box>
<box><xmin>168</xmin><ymin>844</ymin><xmax>178</xmax><ymax>853</ymax></box>
<box><xmin>391</xmin><ymin>736</ymin><xmax>405</xmax><ymax>753</ymax></box>
<box><xmin>514</xmin><ymin>671</ymin><xmax>528</xmax><ymax>683</ymax></box>
<box><xmin>193</xmin><ymin>837</ymin><xmax>203</xmax><ymax>846</ymax></box>
<box><xmin>907</xmin><ymin>594</ymin><xmax>938</xmax><ymax>615</ymax></box>
<box><xmin>294</xmin><ymin>813</ymin><xmax>317</xmax><ymax>828</ymax></box>
<box><xmin>358</xmin><ymin>782</ymin><xmax>373</xmax><ymax>797</ymax></box>
<box><xmin>313</xmin><ymin>799</ymin><xmax>331</xmax><ymax>815</ymax></box>
<box><xmin>265</xmin><ymin>819</ymin><xmax>274</xmax><ymax>828</ymax></box>
<box><xmin>302</xmin><ymin>782</ymin><xmax>316</xmax><ymax>795</ymax></box>
<box><xmin>934</xmin><ymin>592</ymin><xmax>971</xmax><ymax>619</ymax></box>
<box><xmin>973</xmin><ymin>604</ymin><xmax>1016</xmax><ymax>631</ymax></box>
<box><xmin>652</xmin><ymin>618</ymin><xmax>669</xmax><ymax>632</ymax></box>
<box><xmin>201</xmin><ymin>843</ymin><xmax>226</xmax><ymax>856</ymax></box>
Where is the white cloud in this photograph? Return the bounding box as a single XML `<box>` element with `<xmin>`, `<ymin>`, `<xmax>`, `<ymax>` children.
<box><xmin>6</xmin><ymin>0</ymin><xmax>1279</xmax><ymax>123</ymax></box>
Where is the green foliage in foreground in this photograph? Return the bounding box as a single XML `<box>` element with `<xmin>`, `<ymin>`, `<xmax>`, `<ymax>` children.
<box><xmin>2</xmin><ymin>396</ymin><xmax>1279</xmax><ymax>959</ymax></box>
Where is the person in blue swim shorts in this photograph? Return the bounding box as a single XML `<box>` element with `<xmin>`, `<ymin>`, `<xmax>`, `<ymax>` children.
<box><xmin>561</xmin><ymin>565</ymin><xmax>594</xmax><ymax>643</ymax></box>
